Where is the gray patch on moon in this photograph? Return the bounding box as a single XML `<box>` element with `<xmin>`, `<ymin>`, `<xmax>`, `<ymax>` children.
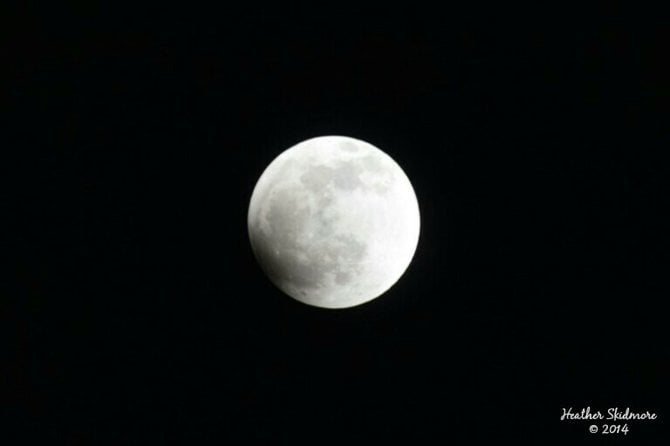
<box><xmin>372</xmin><ymin>183</ymin><xmax>390</xmax><ymax>194</ymax></box>
<box><xmin>266</xmin><ymin>187</ymin><xmax>310</xmax><ymax>238</ymax></box>
<box><xmin>252</xmin><ymin>228</ymin><xmax>326</xmax><ymax>291</ymax></box>
<box><xmin>300</xmin><ymin>165</ymin><xmax>332</xmax><ymax>192</ymax></box>
<box><xmin>335</xmin><ymin>271</ymin><xmax>351</xmax><ymax>285</ymax></box>
<box><xmin>332</xmin><ymin>161</ymin><xmax>364</xmax><ymax>191</ymax></box>
<box><xmin>298</xmin><ymin>157</ymin><xmax>393</xmax><ymax>195</ymax></box>
<box><xmin>361</xmin><ymin>154</ymin><xmax>386</xmax><ymax>172</ymax></box>
<box><xmin>251</xmin><ymin>221</ymin><xmax>367</xmax><ymax>293</ymax></box>
<box><xmin>251</xmin><ymin>182</ymin><xmax>368</xmax><ymax>295</ymax></box>
<box><xmin>339</xmin><ymin>140</ymin><xmax>360</xmax><ymax>152</ymax></box>
<box><xmin>299</xmin><ymin>160</ymin><xmax>364</xmax><ymax>192</ymax></box>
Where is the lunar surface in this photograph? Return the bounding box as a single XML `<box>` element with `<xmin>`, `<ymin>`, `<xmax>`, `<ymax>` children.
<box><xmin>247</xmin><ymin>136</ymin><xmax>420</xmax><ymax>309</ymax></box>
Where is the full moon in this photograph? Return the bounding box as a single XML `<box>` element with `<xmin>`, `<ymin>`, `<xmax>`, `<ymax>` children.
<box><xmin>247</xmin><ymin>136</ymin><xmax>420</xmax><ymax>309</ymax></box>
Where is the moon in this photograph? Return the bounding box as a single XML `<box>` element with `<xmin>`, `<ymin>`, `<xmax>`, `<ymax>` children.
<box><xmin>247</xmin><ymin>136</ymin><xmax>420</xmax><ymax>309</ymax></box>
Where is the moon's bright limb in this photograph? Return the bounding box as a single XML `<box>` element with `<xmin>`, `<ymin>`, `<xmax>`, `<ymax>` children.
<box><xmin>247</xmin><ymin>136</ymin><xmax>420</xmax><ymax>309</ymax></box>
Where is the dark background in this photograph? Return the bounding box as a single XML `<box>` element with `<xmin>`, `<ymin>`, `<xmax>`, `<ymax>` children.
<box><xmin>8</xmin><ymin>5</ymin><xmax>668</xmax><ymax>444</ymax></box>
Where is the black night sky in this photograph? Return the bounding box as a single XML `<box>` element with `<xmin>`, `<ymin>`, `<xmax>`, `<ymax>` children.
<box><xmin>9</xmin><ymin>5</ymin><xmax>668</xmax><ymax>444</ymax></box>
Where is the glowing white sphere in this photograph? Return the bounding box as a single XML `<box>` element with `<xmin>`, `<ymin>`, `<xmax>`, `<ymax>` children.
<box><xmin>248</xmin><ymin>136</ymin><xmax>420</xmax><ymax>308</ymax></box>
